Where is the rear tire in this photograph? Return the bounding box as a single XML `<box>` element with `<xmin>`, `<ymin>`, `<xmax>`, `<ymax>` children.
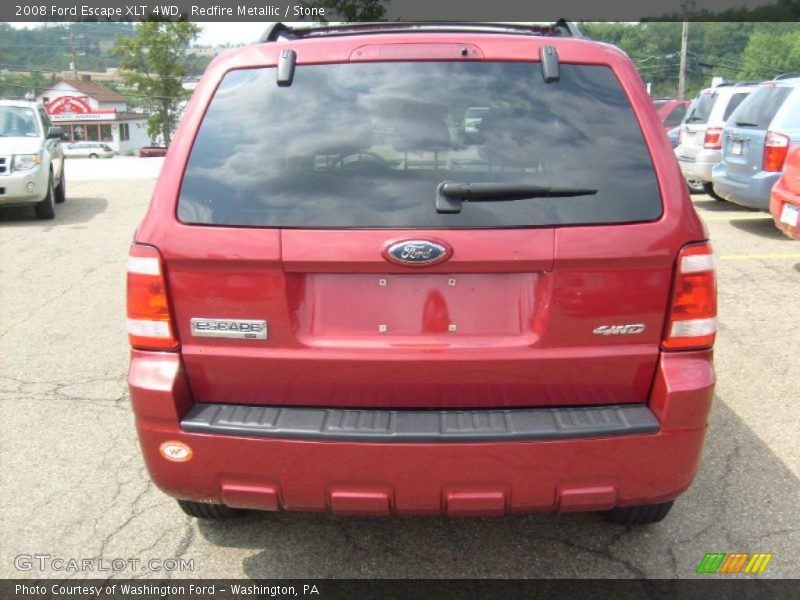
<box><xmin>34</xmin><ymin>174</ymin><xmax>56</xmax><ymax>220</ymax></box>
<box><xmin>89</xmin><ymin>153</ymin><xmax>98</xmax><ymax>159</ymax></box>
<box><xmin>55</xmin><ymin>164</ymin><xmax>66</xmax><ymax>204</ymax></box>
<box><xmin>602</xmin><ymin>501</ymin><xmax>674</xmax><ymax>525</ymax></box>
<box><xmin>703</xmin><ymin>182</ymin><xmax>726</xmax><ymax>202</ymax></box>
<box><xmin>686</xmin><ymin>179</ymin><xmax>705</xmax><ymax>194</ymax></box>
<box><xmin>177</xmin><ymin>499</ymin><xmax>244</xmax><ymax>519</ymax></box>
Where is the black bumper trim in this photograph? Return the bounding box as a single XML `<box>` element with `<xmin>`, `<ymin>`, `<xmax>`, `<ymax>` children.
<box><xmin>180</xmin><ymin>403</ymin><xmax>659</xmax><ymax>443</ymax></box>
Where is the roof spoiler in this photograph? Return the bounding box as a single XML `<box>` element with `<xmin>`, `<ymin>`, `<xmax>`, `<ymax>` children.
<box><xmin>259</xmin><ymin>20</ymin><xmax>584</xmax><ymax>43</ymax></box>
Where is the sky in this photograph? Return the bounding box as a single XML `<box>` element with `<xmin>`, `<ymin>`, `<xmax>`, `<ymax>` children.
<box><xmin>8</xmin><ymin>22</ymin><xmax>281</xmax><ymax>47</ymax></box>
<box><xmin>195</xmin><ymin>22</ymin><xmax>273</xmax><ymax>45</ymax></box>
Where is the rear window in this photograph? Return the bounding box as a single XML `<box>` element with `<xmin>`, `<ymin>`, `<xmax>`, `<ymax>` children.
<box><xmin>0</xmin><ymin>106</ymin><xmax>41</xmax><ymax>137</ymax></box>
<box><xmin>685</xmin><ymin>92</ymin><xmax>717</xmax><ymax>124</ymax></box>
<box><xmin>722</xmin><ymin>92</ymin><xmax>750</xmax><ymax>121</ymax></box>
<box><xmin>663</xmin><ymin>104</ymin><xmax>687</xmax><ymax>127</ymax></box>
<box><xmin>178</xmin><ymin>62</ymin><xmax>662</xmax><ymax>228</ymax></box>
<box><xmin>730</xmin><ymin>86</ymin><xmax>792</xmax><ymax>129</ymax></box>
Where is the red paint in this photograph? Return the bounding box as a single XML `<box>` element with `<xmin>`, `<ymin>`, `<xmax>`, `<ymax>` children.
<box><xmin>129</xmin><ymin>31</ymin><xmax>715</xmax><ymax>515</ymax></box>
<box><xmin>129</xmin><ymin>349</ymin><xmax>713</xmax><ymax>515</ymax></box>
<box><xmin>46</xmin><ymin>96</ymin><xmax>114</xmax><ymax>115</ymax></box>
<box><xmin>139</xmin><ymin>147</ymin><xmax>168</xmax><ymax>158</ymax></box>
<box><xmin>654</xmin><ymin>98</ymin><xmax>690</xmax><ymax>132</ymax></box>
<box><xmin>770</xmin><ymin>145</ymin><xmax>800</xmax><ymax>239</ymax></box>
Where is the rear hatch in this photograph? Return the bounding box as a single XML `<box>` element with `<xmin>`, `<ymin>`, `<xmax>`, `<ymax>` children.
<box><xmin>722</xmin><ymin>85</ymin><xmax>793</xmax><ymax>182</ymax></box>
<box><xmin>678</xmin><ymin>90</ymin><xmax>718</xmax><ymax>159</ymax></box>
<box><xmin>163</xmin><ymin>53</ymin><xmax>671</xmax><ymax>409</ymax></box>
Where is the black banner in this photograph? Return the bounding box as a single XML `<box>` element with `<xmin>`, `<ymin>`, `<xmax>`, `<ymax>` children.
<box><xmin>3</xmin><ymin>579</ymin><xmax>798</xmax><ymax>600</ymax></box>
<box><xmin>2</xmin><ymin>0</ymin><xmax>800</xmax><ymax>22</ymax></box>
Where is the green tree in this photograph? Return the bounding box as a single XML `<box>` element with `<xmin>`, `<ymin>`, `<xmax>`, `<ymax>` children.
<box><xmin>581</xmin><ymin>21</ymin><xmax>794</xmax><ymax>98</ymax></box>
<box><xmin>113</xmin><ymin>19</ymin><xmax>200</xmax><ymax>146</ymax></box>
<box><xmin>741</xmin><ymin>29</ymin><xmax>800</xmax><ymax>79</ymax></box>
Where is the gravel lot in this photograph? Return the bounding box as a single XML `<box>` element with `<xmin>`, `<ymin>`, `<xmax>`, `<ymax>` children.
<box><xmin>1</xmin><ymin>162</ymin><xmax>798</xmax><ymax>578</ymax></box>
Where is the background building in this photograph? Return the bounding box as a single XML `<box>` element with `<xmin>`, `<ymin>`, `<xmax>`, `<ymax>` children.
<box><xmin>36</xmin><ymin>77</ymin><xmax>150</xmax><ymax>155</ymax></box>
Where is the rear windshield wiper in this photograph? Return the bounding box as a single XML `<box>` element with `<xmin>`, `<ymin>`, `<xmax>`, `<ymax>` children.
<box><xmin>686</xmin><ymin>116</ymin><xmax>706</xmax><ymax>123</ymax></box>
<box><xmin>734</xmin><ymin>120</ymin><xmax>759</xmax><ymax>127</ymax></box>
<box><xmin>436</xmin><ymin>181</ymin><xmax>597</xmax><ymax>213</ymax></box>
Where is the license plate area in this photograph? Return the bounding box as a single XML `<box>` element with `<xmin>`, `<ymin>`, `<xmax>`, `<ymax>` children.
<box><xmin>780</xmin><ymin>203</ymin><xmax>799</xmax><ymax>227</ymax></box>
<box><xmin>730</xmin><ymin>140</ymin><xmax>744</xmax><ymax>155</ymax></box>
<box><xmin>292</xmin><ymin>273</ymin><xmax>542</xmax><ymax>346</ymax></box>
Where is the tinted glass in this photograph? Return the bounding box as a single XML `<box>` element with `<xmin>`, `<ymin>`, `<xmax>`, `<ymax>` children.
<box><xmin>179</xmin><ymin>62</ymin><xmax>662</xmax><ymax>228</ymax></box>
<box><xmin>686</xmin><ymin>92</ymin><xmax>717</xmax><ymax>124</ymax></box>
<box><xmin>663</xmin><ymin>104</ymin><xmax>687</xmax><ymax>127</ymax></box>
<box><xmin>0</xmin><ymin>106</ymin><xmax>41</xmax><ymax>137</ymax></box>
<box><xmin>722</xmin><ymin>92</ymin><xmax>750</xmax><ymax>121</ymax></box>
<box><xmin>730</xmin><ymin>86</ymin><xmax>792</xmax><ymax>129</ymax></box>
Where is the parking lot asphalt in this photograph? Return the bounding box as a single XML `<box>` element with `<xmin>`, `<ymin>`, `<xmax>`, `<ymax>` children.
<box><xmin>1</xmin><ymin>169</ymin><xmax>798</xmax><ymax>579</ymax></box>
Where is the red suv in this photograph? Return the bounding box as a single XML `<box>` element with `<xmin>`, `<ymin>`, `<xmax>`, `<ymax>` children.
<box><xmin>127</xmin><ymin>22</ymin><xmax>717</xmax><ymax>525</ymax></box>
<box><xmin>653</xmin><ymin>98</ymin><xmax>690</xmax><ymax>132</ymax></box>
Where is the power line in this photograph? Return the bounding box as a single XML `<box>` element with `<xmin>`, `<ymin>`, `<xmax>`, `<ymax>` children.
<box><xmin>0</xmin><ymin>63</ymin><xmax>189</xmax><ymax>82</ymax></box>
<box><xmin>0</xmin><ymin>81</ymin><xmax>187</xmax><ymax>101</ymax></box>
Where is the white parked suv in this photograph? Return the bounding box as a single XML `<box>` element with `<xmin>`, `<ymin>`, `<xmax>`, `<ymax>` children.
<box><xmin>0</xmin><ymin>99</ymin><xmax>66</xmax><ymax>219</ymax></box>
<box><xmin>675</xmin><ymin>82</ymin><xmax>757</xmax><ymax>199</ymax></box>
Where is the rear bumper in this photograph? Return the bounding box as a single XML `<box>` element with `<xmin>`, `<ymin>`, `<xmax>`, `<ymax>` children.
<box><xmin>770</xmin><ymin>179</ymin><xmax>800</xmax><ymax>239</ymax></box>
<box><xmin>711</xmin><ymin>164</ymin><xmax>777</xmax><ymax>211</ymax></box>
<box><xmin>129</xmin><ymin>350</ymin><xmax>715</xmax><ymax>516</ymax></box>
<box><xmin>677</xmin><ymin>149</ymin><xmax>719</xmax><ymax>183</ymax></box>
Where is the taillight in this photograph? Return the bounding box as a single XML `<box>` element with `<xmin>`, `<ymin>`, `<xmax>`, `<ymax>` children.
<box><xmin>703</xmin><ymin>127</ymin><xmax>722</xmax><ymax>150</ymax></box>
<box><xmin>662</xmin><ymin>243</ymin><xmax>717</xmax><ymax>351</ymax></box>
<box><xmin>127</xmin><ymin>243</ymin><xmax>179</xmax><ymax>351</ymax></box>
<box><xmin>763</xmin><ymin>131</ymin><xmax>790</xmax><ymax>172</ymax></box>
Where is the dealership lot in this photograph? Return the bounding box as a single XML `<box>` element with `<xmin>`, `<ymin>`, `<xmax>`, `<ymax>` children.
<box><xmin>0</xmin><ymin>165</ymin><xmax>798</xmax><ymax>579</ymax></box>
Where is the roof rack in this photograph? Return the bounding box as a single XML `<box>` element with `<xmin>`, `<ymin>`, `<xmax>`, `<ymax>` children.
<box><xmin>259</xmin><ymin>20</ymin><xmax>583</xmax><ymax>43</ymax></box>
<box><xmin>774</xmin><ymin>73</ymin><xmax>800</xmax><ymax>80</ymax></box>
<box><xmin>733</xmin><ymin>80</ymin><xmax>760</xmax><ymax>86</ymax></box>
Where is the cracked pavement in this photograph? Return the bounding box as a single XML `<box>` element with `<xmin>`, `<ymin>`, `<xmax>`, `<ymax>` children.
<box><xmin>0</xmin><ymin>176</ymin><xmax>798</xmax><ymax>579</ymax></box>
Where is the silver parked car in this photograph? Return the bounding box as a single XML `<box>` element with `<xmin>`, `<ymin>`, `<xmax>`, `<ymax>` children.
<box><xmin>0</xmin><ymin>99</ymin><xmax>66</xmax><ymax>220</ymax></box>
<box><xmin>675</xmin><ymin>82</ymin><xmax>757</xmax><ymax>199</ymax></box>
<box><xmin>62</xmin><ymin>142</ymin><xmax>115</xmax><ymax>159</ymax></box>
<box><xmin>712</xmin><ymin>77</ymin><xmax>800</xmax><ymax>211</ymax></box>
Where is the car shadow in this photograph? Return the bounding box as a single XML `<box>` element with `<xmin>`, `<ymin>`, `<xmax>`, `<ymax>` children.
<box><xmin>194</xmin><ymin>400</ymin><xmax>799</xmax><ymax>578</ymax></box>
<box><xmin>0</xmin><ymin>196</ymin><xmax>108</xmax><ymax>227</ymax></box>
<box><xmin>692</xmin><ymin>197</ymin><xmax>761</xmax><ymax>213</ymax></box>
<box><xmin>728</xmin><ymin>216</ymin><xmax>788</xmax><ymax>240</ymax></box>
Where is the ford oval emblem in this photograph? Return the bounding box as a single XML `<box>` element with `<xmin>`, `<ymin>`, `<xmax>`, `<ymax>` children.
<box><xmin>384</xmin><ymin>239</ymin><xmax>451</xmax><ymax>266</ymax></box>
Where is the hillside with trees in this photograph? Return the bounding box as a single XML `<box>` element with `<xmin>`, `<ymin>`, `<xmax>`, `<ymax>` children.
<box><xmin>0</xmin><ymin>21</ymin><xmax>210</xmax><ymax>100</ymax></box>
<box><xmin>581</xmin><ymin>22</ymin><xmax>800</xmax><ymax>98</ymax></box>
<box><xmin>1</xmin><ymin>21</ymin><xmax>798</xmax><ymax>103</ymax></box>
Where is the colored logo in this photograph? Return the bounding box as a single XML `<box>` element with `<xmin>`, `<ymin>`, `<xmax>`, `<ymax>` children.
<box><xmin>159</xmin><ymin>441</ymin><xmax>193</xmax><ymax>463</ymax></box>
<box><xmin>47</xmin><ymin>96</ymin><xmax>92</xmax><ymax>115</ymax></box>
<box><xmin>384</xmin><ymin>239</ymin><xmax>451</xmax><ymax>266</ymax></box>
<box><xmin>696</xmin><ymin>552</ymin><xmax>773</xmax><ymax>574</ymax></box>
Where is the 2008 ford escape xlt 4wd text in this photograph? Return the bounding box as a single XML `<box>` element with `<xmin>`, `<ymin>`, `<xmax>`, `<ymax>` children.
<box><xmin>127</xmin><ymin>22</ymin><xmax>717</xmax><ymax>525</ymax></box>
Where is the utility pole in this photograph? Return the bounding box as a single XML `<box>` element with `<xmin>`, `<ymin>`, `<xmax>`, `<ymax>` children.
<box><xmin>62</xmin><ymin>33</ymin><xmax>84</xmax><ymax>80</ymax></box>
<box><xmin>678</xmin><ymin>4</ymin><xmax>689</xmax><ymax>99</ymax></box>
